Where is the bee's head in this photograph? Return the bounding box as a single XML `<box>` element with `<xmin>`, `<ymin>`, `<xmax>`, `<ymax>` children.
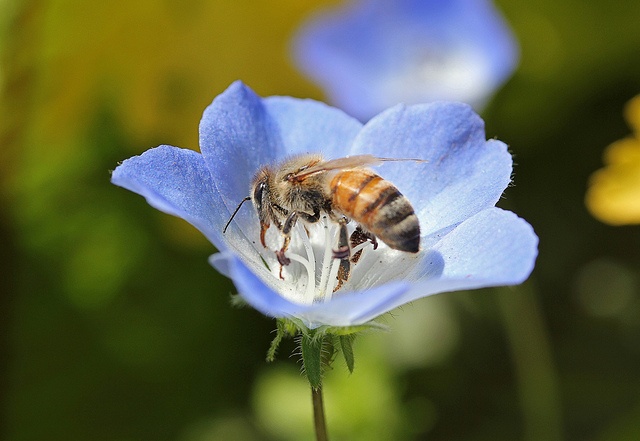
<box><xmin>222</xmin><ymin>170</ymin><xmax>269</xmax><ymax>235</ymax></box>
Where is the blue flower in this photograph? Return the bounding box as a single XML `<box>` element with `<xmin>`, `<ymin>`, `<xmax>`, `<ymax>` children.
<box><xmin>111</xmin><ymin>81</ymin><xmax>537</xmax><ymax>329</ymax></box>
<box><xmin>292</xmin><ymin>0</ymin><xmax>519</xmax><ymax>121</ymax></box>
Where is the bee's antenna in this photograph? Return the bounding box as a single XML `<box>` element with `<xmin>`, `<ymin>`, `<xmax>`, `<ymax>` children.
<box><xmin>223</xmin><ymin>196</ymin><xmax>251</xmax><ymax>233</ymax></box>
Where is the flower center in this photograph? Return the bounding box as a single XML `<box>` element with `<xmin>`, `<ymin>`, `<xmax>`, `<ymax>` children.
<box><xmin>273</xmin><ymin>217</ymin><xmax>372</xmax><ymax>305</ymax></box>
<box><xmin>383</xmin><ymin>47</ymin><xmax>491</xmax><ymax>106</ymax></box>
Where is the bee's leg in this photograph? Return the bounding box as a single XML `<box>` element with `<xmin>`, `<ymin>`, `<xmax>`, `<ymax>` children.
<box><xmin>350</xmin><ymin>226</ymin><xmax>378</xmax><ymax>263</ymax></box>
<box><xmin>368</xmin><ymin>232</ymin><xmax>379</xmax><ymax>250</ymax></box>
<box><xmin>260</xmin><ymin>205</ymin><xmax>283</xmax><ymax>249</ymax></box>
<box><xmin>295</xmin><ymin>208</ymin><xmax>321</xmax><ymax>242</ymax></box>
<box><xmin>349</xmin><ymin>226</ymin><xmax>367</xmax><ymax>264</ymax></box>
<box><xmin>334</xmin><ymin>218</ymin><xmax>351</xmax><ymax>292</ymax></box>
<box><xmin>297</xmin><ymin>208</ymin><xmax>321</xmax><ymax>224</ymax></box>
<box><xmin>276</xmin><ymin>212</ymin><xmax>298</xmax><ymax>276</ymax></box>
<box><xmin>326</xmin><ymin>210</ymin><xmax>350</xmax><ymax>259</ymax></box>
<box><xmin>259</xmin><ymin>221</ymin><xmax>270</xmax><ymax>248</ymax></box>
<box><xmin>332</xmin><ymin>218</ymin><xmax>350</xmax><ymax>260</ymax></box>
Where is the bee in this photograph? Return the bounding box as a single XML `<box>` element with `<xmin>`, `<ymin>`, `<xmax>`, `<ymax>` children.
<box><xmin>224</xmin><ymin>154</ymin><xmax>422</xmax><ymax>288</ymax></box>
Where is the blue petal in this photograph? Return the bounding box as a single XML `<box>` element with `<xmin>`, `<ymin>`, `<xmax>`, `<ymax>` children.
<box><xmin>211</xmin><ymin>252</ymin><xmax>301</xmax><ymax>319</ymax></box>
<box><xmin>429</xmin><ymin>208</ymin><xmax>537</xmax><ymax>281</ymax></box>
<box><xmin>300</xmin><ymin>281</ymin><xmax>411</xmax><ymax>327</ymax></box>
<box><xmin>351</xmin><ymin>102</ymin><xmax>512</xmax><ymax>236</ymax></box>
<box><xmin>392</xmin><ymin>208</ymin><xmax>538</xmax><ymax>308</ymax></box>
<box><xmin>111</xmin><ymin>145</ymin><xmax>227</xmax><ymax>251</ymax></box>
<box><xmin>199</xmin><ymin>81</ymin><xmax>278</xmax><ymax>207</ymax></box>
<box><xmin>262</xmin><ymin>96</ymin><xmax>363</xmax><ymax>159</ymax></box>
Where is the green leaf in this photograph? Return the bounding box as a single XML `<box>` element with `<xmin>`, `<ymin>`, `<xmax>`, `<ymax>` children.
<box><xmin>339</xmin><ymin>334</ymin><xmax>355</xmax><ymax>373</ymax></box>
<box><xmin>318</xmin><ymin>321</ymin><xmax>389</xmax><ymax>336</ymax></box>
<box><xmin>266</xmin><ymin>318</ymin><xmax>300</xmax><ymax>362</ymax></box>
<box><xmin>301</xmin><ymin>333</ymin><xmax>323</xmax><ymax>389</ymax></box>
<box><xmin>281</xmin><ymin>317</ymin><xmax>307</xmax><ymax>334</ymax></box>
<box><xmin>321</xmin><ymin>336</ymin><xmax>336</xmax><ymax>370</ymax></box>
<box><xmin>229</xmin><ymin>294</ymin><xmax>248</xmax><ymax>308</ymax></box>
<box><xmin>266</xmin><ymin>330</ymin><xmax>284</xmax><ymax>363</ymax></box>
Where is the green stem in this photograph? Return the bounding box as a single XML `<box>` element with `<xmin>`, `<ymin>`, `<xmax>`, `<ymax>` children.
<box><xmin>311</xmin><ymin>384</ymin><xmax>329</xmax><ymax>441</ymax></box>
<box><xmin>497</xmin><ymin>283</ymin><xmax>563</xmax><ymax>441</ymax></box>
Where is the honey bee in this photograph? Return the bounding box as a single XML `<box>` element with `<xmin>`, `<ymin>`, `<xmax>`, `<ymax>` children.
<box><xmin>224</xmin><ymin>154</ymin><xmax>422</xmax><ymax>287</ymax></box>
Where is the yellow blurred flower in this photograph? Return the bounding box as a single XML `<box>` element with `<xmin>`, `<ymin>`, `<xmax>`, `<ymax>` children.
<box><xmin>586</xmin><ymin>95</ymin><xmax>640</xmax><ymax>225</ymax></box>
<box><xmin>1</xmin><ymin>0</ymin><xmax>324</xmax><ymax>150</ymax></box>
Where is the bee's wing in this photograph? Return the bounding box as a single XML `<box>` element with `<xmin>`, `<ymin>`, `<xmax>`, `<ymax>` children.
<box><xmin>293</xmin><ymin>155</ymin><xmax>425</xmax><ymax>180</ymax></box>
<box><xmin>311</xmin><ymin>155</ymin><xmax>383</xmax><ymax>171</ymax></box>
<box><xmin>289</xmin><ymin>155</ymin><xmax>380</xmax><ymax>181</ymax></box>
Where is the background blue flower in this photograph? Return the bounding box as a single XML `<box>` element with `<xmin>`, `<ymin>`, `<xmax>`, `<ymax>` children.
<box><xmin>112</xmin><ymin>81</ymin><xmax>537</xmax><ymax>328</ymax></box>
<box><xmin>292</xmin><ymin>0</ymin><xmax>519</xmax><ymax>121</ymax></box>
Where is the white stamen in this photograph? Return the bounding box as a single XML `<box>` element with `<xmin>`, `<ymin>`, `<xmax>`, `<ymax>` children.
<box><xmin>272</xmin><ymin>217</ymin><xmax>365</xmax><ymax>305</ymax></box>
<box><xmin>351</xmin><ymin>241</ymin><xmax>370</xmax><ymax>256</ymax></box>
<box><xmin>297</xmin><ymin>222</ymin><xmax>318</xmax><ymax>303</ymax></box>
<box><xmin>324</xmin><ymin>255</ymin><xmax>341</xmax><ymax>301</ymax></box>
<box><xmin>268</xmin><ymin>217</ymin><xmax>414</xmax><ymax>306</ymax></box>
<box><xmin>286</xmin><ymin>253</ymin><xmax>314</xmax><ymax>303</ymax></box>
<box><xmin>318</xmin><ymin>219</ymin><xmax>336</xmax><ymax>299</ymax></box>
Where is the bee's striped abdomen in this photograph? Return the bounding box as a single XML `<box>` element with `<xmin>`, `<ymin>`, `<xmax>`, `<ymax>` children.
<box><xmin>331</xmin><ymin>169</ymin><xmax>420</xmax><ymax>253</ymax></box>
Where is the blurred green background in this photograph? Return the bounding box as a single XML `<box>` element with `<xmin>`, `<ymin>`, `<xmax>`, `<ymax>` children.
<box><xmin>2</xmin><ymin>0</ymin><xmax>640</xmax><ymax>440</ymax></box>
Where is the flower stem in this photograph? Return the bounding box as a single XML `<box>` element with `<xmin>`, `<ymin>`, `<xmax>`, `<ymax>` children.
<box><xmin>497</xmin><ymin>284</ymin><xmax>563</xmax><ymax>441</ymax></box>
<box><xmin>311</xmin><ymin>384</ymin><xmax>329</xmax><ymax>441</ymax></box>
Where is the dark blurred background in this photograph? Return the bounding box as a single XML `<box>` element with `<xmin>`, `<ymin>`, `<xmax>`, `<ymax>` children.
<box><xmin>2</xmin><ymin>0</ymin><xmax>640</xmax><ymax>440</ymax></box>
